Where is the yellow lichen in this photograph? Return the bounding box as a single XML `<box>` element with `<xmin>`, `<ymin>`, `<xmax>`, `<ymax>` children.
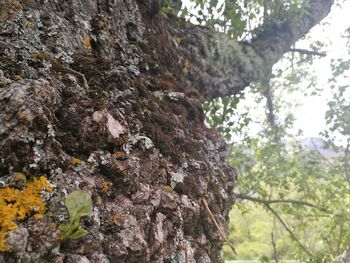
<box><xmin>175</xmin><ymin>37</ymin><xmax>182</xmax><ymax>45</ymax></box>
<box><xmin>161</xmin><ymin>185</ymin><xmax>173</xmax><ymax>192</ymax></box>
<box><xmin>111</xmin><ymin>212</ymin><xmax>122</xmax><ymax>225</ymax></box>
<box><xmin>0</xmin><ymin>176</ymin><xmax>52</xmax><ymax>251</ymax></box>
<box><xmin>14</xmin><ymin>172</ymin><xmax>26</xmax><ymax>180</ymax></box>
<box><xmin>101</xmin><ymin>180</ymin><xmax>112</xmax><ymax>193</ymax></box>
<box><xmin>70</xmin><ymin>157</ymin><xmax>82</xmax><ymax>165</ymax></box>
<box><xmin>31</xmin><ymin>52</ymin><xmax>49</xmax><ymax>61</ymax></box>
<box><xmin>111</xmin><ymin>151</ymin><xmax>126</xmax><ymax>160</ymax></box>
<box><xmin>184</xmin><ymin>58</ymin><xmax>191</xmax><ymax>70</ymax></box>
<box><xmin>17</xmin><ymin>111</ymin><xmax>26</xmax><ymax>119</ymax></box>
<box><xmin>0</xmin><ymin>230</ymin><xmax>9</xmax><ymax>251</ymax></box>
<box><xmin>82</xmin><ymin>36</ymin><xmax>92</xmax><ymax>50</ymax></box>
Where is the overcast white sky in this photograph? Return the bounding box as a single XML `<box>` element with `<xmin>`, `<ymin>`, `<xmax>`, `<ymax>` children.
<box><xmin>293</xmin><ymin>0</ymin><xmax>350</xmax><ymax>139</ymax></box>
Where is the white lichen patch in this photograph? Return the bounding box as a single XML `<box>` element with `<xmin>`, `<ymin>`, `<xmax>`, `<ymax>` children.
<box><xmin>29</xmin><ymin>140</ymin><xmax>44</xmax><ymax>168</ymax></box>
<box><xmin>47</xmin><ymin>124</ymin><xmax>55</xmax><ymax>138</ymax></box>
<box><xmin>123</xmin><ymin>133</ymin><xmax>154</xmax><ymax>154</ymax></box>
<box><xmin>167</xmin><ymin>92</ymin><xmax>184</xmax><ymax>101</ymax></box>
<box><xmin>170</xmin><ymin>170</ymin><xmax>186</xmax><ymax>189</ymax></box>
<box><xmin>152</xmin><ymin>91</ymin><xmax>164</xmax><ymax>100</ymax></box>
<box><xmin>87</xmin><ymin>152</ymin><xmax>97</xmax><ymax>164</ymax></box>
<box><xmin>170</xmin><ymin>208</ymin><xmax>195</xmax><ymax>262</ymax></box>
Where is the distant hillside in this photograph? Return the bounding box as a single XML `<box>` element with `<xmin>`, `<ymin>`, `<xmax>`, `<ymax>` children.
<box><xmin>300</xmin><ymin>137</ymin><xmax>343</xmax><ymax>159</ymax></box>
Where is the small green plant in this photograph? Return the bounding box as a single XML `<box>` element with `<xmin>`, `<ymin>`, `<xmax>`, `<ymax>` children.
<box><xmin>59</xmin><ymin>190</ymin><xmax>93</xmax><ymax>239</ymax></box>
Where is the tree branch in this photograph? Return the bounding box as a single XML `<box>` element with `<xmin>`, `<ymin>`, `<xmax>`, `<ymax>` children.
<box><xmin>343</xmin><ymin>139</ymin><xmax>350</xmax><ymax>189</ymax></box>
<box><xmin>236</xmin><ymin>193</ymin><xmax>330</xmax><ymax>213</ymax></box>
<box><xmin>310</xmin><ymin>138</ymin><xmax>336</xmax><ymax>169</ymax></box>
<box><xmin>271</xmin><ymin>218</ymin><xmax>279</xmax><ymax>263</ymax></box>
<box><xmin>262</xmin><ymin>74</ymin><xmax>279</xmax><ymax>137</ymax></box>
<box><xmin>252</xmin><ymin>0</ymin><xmax>333</xmax><ymax>70</ymax></box>
<box><xmin>235</xmin><ymin>192</ymin><xmax>350</xmax><ymax>258</ymax></box>
<box><xmin>173</xmin><ymin>0</ymin><xmax>333</xmax><ymax>101</ymax></box>
<box><xmin>289</xmin><ymin>48</ymin><xmax>326</xmax><ymax>57</ymax></box>
<box><xmin>264</xmin><ymin>203</ymin><xmax>314</xmax><ymax>258</ymax></box>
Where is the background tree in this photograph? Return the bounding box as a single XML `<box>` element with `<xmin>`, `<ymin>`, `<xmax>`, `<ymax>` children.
<box><xmin>210</xmin><ymin>14</ymin><xmax>350</xmax><ymax>262</ymax></box>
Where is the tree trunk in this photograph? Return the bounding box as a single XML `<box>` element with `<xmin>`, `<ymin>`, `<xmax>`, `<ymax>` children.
<box><xmin>337</xmin><ymin>243</ymin><xmax>350</xmax><ymax>263</ymax></box>
<box><xmin>0</xmin><ymin>0</ymin><xmax>333</xmax><ymax>262</ymax></box>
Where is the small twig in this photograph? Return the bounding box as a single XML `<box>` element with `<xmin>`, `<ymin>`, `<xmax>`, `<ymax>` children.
<box><xmin>343</xmin><ymin>139</ymin><xmax>350</xmax><ymax>189</ymax></box>
<box><xmin>201</xmin><ymin>197</ymin><xmax>237</xmax><ymax>255</ymax></box>
<box><xmin>236</xmin><ymin>193</ymin><xmax>330</xmax><ymax>213</ymax></box>
<box><xmin>51</xmin><ymin>60</ymin><xmax>89</xmax><ymax>90</ymax></box>
<box><xmin>217</xmin><ymin>167</ymin><xmax>229</xmax><ymax>179</ymax></box>
<box><xmin>62</xmin><ymin>66</ymin><xmax>89</xmax><ymax>90</ymax></box>
<box><xmin>264</xmin><ymin>203</ymin><xmax>314</xmax><ymax>258</ymax></box>
<box><xmin>289</xmin><ymin>48</ymin><xmax>326</xmax><ymax>57</ymax></box>
<box><xmin>271</xmin><ymin>218</ymin><xmax>279</xmax><ymax>263</ymax></box>
<box><xmin>275</xmin><ymin>57</ymin><xmax>310</xmax><ymax>78</ymax></box>
<box><xmin>262</xmin><ymin>73</ymin><xmax>279</xmax><ymax>136</ymax></box>
<box><xmin>219</xmin><ymin>169</ymin><xmax>329</xmax><ymax>213</ymax></box>
<box><xmin>310</xmin><ymin>138</ymin><xmax>336</xmax><ymax>168</ymax></box>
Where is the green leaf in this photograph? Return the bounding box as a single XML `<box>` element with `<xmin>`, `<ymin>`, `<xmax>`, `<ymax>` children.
<box><xmin>59</xmin><ymin>222</ymin><xmax>78</xmax><ymax>239</ymax></box>
<box><xmin>59</xmin><ymin>190</ymin><xmax>93</xmax><ymax>240</ymax></box>
<box><xmin>65</xmin><ymin>190</ymin><xmax>93</xmax><ymax>223</ymax></box>
<box><xmin>66</xmin><ymin>226</ymin><xmax>89</xmax><ymax>239</ymax></box>
<box><xmin>59</xmin><ymin>222</ymin><xmax>89</xmax><ymax>239</ymax></box>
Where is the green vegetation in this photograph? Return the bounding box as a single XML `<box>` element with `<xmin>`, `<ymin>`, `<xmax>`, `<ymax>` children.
<box><xmin>218</xmin><ymin>46</ymin><xmax>350</xmax><ymax>261</ymax></box>
<box><xmin>165</xmin><ymin>0</ymin><xmax>310</xmax><ymax>40</ymax></box>
<box><xmin>163</xmin><ymin>0</ymin><xmax>350</xmax><ymax>261</ymax></box>
<box><xmin>224</xmin><ymin>205</ymin><xmax>316</xmax><ymax>262</ymax></box>
<box><xmin>59</xmin><ymin>190</ymin><xmax>93</xmax><ymax>240</ymax></box>
<box><xmin>170</xmin><ymin>0</ymin><xmax>350</xmax><ymax>262</ymax></box>
<box><xmin>218</xmin><ymin>33</ymin><xmax>350</xmax><ymax>262</ymax></box>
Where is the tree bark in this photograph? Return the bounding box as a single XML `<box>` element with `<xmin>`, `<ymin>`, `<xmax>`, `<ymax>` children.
<box><xmin>0</xmin><ymin>0</ymin><xmax>333</xmax><ymax>262</ymax></box>
<box><xmin>337</xmin><ymin>243</ymin><xmax>350</xmax><ymax>263</ymax></box>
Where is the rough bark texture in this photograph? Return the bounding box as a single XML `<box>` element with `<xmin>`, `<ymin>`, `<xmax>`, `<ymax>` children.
<box><xmin>0</xmin><ymin>0</ymin><xmax>332</xmax><ymax>262</ymax></box>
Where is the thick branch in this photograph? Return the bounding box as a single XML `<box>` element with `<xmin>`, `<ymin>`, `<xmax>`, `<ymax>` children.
<box><xmin>252</xmin><ymin>0</ymin><xmax>333</xmax><ymax>69</ymax></box>
<box><xmin>173</xmin><ymin>0</ymin><xmax>333</xmax><ymax>100</ymax></box>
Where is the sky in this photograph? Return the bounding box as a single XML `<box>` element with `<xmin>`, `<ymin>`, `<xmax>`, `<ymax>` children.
<box><xmin>293</xmin><ymin>0</ymin><xmax>350</xmax><ymax>139</ymax></box>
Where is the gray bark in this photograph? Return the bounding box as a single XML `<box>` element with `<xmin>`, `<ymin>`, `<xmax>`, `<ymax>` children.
<box><xmin>0</xmin><ymin>0</ymin><xmax>333</xmax><ymax>262</ymax></box>
<box><xmin>337</xmin><ymin>242</ymin><xmax>350</xmax><ymax>263</ymax></box>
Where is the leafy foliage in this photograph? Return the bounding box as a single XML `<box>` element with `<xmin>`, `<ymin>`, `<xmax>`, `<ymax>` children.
<box><xmin>202</xmin><ymin>18</ymin><xmax>350</xmax><ymax>261</ymax></box>
<box><xmin>203</xmin><ymin>93</ymin><xmax>251</xmax><ymax>141</ymax></box>
<box><xmin>59</xmin><ymin>190</ymin><xmax>93</xmax><ymax>240</ymax></box>
<box><xmin>165</xmin><ymin>0</ymin><xmax>306</xmax><ymax>39</ymax></box>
